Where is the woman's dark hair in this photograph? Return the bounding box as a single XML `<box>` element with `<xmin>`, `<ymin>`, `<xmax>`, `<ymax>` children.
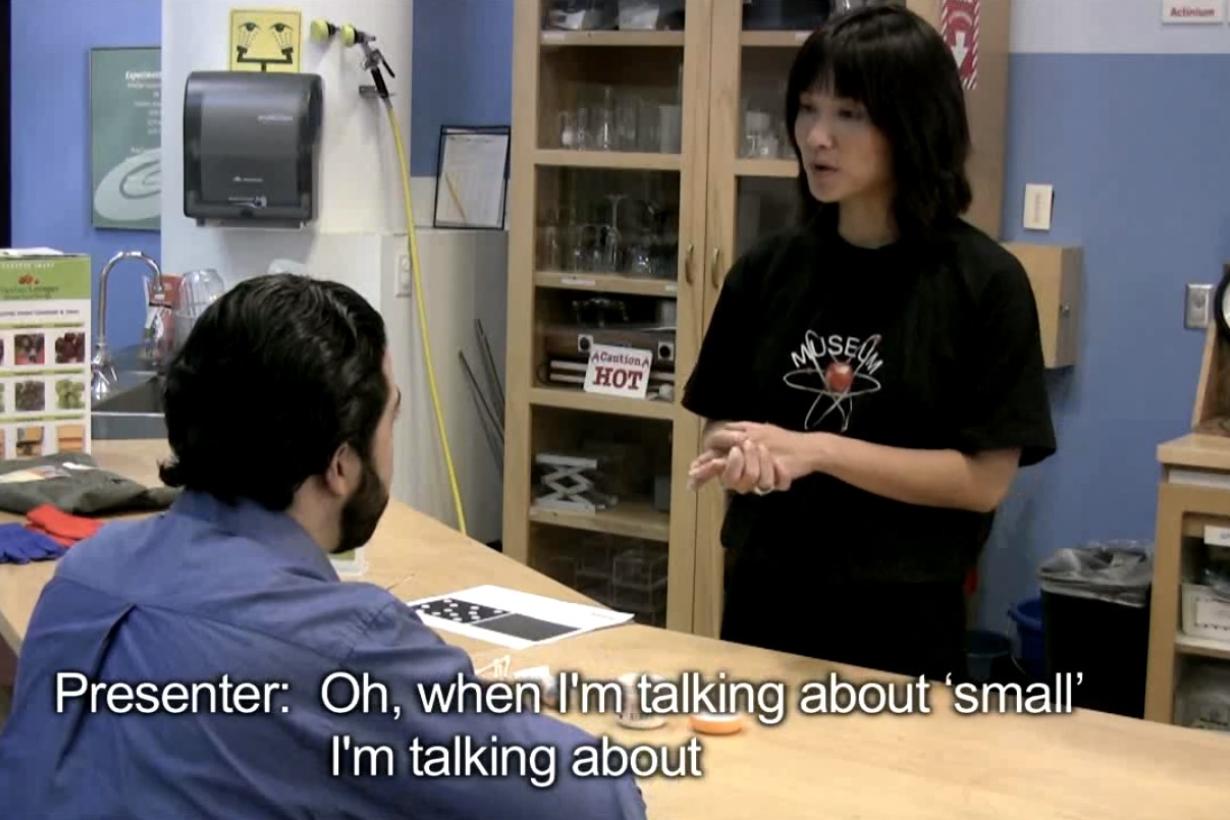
<box><xmin>786</xmin><ymin>3</ymin><xmax>971</xmax><ymax>238</ymax></box>
<box><xmin>160</xmin><ymin>274</ymin><xmax>389</xmax><ymax>511</ymax></box>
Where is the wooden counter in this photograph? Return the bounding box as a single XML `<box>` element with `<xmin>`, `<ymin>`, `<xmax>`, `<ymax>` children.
<box><xmin>3</xmin><ymin>441</ymin><xmax>1230</xmax><ymax>818</ymax></box>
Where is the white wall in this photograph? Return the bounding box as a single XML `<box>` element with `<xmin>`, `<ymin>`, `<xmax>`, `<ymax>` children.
<box><xmin>382</xmin><ymin>230</ymin><xmax>508</xmax><ymax>544</ymax></box>
<box><xmin>160</xmin><ymin>0</ymin><xmax>415</xmax><ymax>277</ymax></box>
<box><xmin>157</xmin><ymin>0</ymin><xmax>510</xmax><ymax>540</ymax></box>
<box><xmin>1012</xmin><ymin>0</ymin><xmax>1230</xmax><ymax>54</ymax></box>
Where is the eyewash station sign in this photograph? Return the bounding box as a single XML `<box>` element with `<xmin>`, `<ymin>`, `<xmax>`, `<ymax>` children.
<box><xmin>230</xmin><ymin>9</ymin><xmax>303</xmax><ymax>72</ymax></box>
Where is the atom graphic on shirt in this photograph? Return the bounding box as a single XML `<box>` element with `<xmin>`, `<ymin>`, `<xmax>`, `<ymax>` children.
<box><xmin>782</xmin><ymin>331</ymin><xmax>884</xmax><ymax>432</ymax></box>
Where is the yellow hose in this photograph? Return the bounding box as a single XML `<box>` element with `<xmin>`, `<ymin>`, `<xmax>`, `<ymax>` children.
<box><xmin>385</xmin><ymin>100</ymin><xmax>468</xmax><ymax>536</ymax></box>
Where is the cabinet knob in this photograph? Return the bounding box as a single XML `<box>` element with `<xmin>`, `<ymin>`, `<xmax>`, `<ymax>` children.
<box><xmin>710</xmin><ymin>247</ymin><xmax>721</xmax><ymax>289</ymax></box>
<box><xmin>685</xmin><ymin>242</ymin><xmax>694</xmax><ymax>285</ymax></box>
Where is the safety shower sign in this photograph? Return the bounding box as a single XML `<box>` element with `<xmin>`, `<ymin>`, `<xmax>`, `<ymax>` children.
<box><xmin>90</xmin><ymin>47</ymin><xmax>161</xmax><ymax>231</ymax></box>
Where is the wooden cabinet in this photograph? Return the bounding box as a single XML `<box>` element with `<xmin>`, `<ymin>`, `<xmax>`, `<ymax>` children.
<box><xmin>1148</xmin><ymin>327</ymin><xmax>1230</xmax><ymax>724</ymax></box>
<box><xmin>1147</xmin><ymin>434</ymin><xmax>1230</xmax><ymax>724</ymax></box>
<box><xmin>1004</xmin><ymin>243</ymin><xmax>1083</xmax><ymax>369</ymax></box>
<box><xmin>506</xmin><ymin>0</ymin><xmax>1068</xmax><ymax>635</ymax></box>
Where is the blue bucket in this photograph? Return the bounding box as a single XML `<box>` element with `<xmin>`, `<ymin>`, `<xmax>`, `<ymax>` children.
<box><xmin>1009</xmin><ymin>597</ymin><xmax>1045</xmax><ymax>680</ymax></box>
<box><xmin>965</xmin><ymin>630</ymin><xmax>1012</xmax><ymax>683</ymax></box>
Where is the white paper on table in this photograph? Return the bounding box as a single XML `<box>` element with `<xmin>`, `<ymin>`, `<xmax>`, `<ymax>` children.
<box><xmin>404</xmin><ymin>584</ymin><xmax>633</xmax><ymax>650</ymax></box>
<box><xmin>435</xmin><ymin>132</ymin><xmax>509</xmax><ymax>229</ymax></box>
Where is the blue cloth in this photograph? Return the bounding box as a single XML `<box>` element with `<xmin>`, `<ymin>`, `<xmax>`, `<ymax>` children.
<box><xmin>0</xmin><ymin>492</ymin><xmax>645</xmax><ymax>819</ymax></box>
<box><xmin>0</xmin><ymin>522</ymin><xmax>65</xmax><ymax>563</ymax></box>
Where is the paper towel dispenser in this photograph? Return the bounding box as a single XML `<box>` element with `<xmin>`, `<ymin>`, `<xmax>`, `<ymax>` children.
<box><xmin>183</xmin><ymin>71</ymin><xmax>323</xmax><ymax>227</ymax></box>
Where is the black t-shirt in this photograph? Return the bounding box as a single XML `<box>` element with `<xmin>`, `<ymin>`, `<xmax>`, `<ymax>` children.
<box><xmin>682</xmin><ymin>217</ymin><xmax>1057</xmax><ymax>584</ymax></box>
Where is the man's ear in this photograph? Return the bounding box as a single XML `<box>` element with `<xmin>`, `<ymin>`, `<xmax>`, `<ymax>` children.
<box><xmin>323</xmin><ymin>442</ymin><xmax>360</xmax><ymax>499</ymax></box>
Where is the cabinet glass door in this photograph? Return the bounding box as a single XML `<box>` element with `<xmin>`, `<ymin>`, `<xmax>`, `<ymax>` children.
<box><xmin>504</xmin><ymin>0</ymin><xmax>712</xmax><ymax>631</ymax></box>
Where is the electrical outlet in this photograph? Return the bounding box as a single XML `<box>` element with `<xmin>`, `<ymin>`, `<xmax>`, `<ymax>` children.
<box><xmin>1023</xmin><ymin>184</ymin><xmax>1054</xmax><ymax>231</ymax></box>
<box><xmin>1186</xmin><ymin>283</ymin><xmax>1213</xmax><ymax>330</ymax></box>
<box><xmin>395</xmin><ymin>254</ymin><xmax>412</xmax><ymax>298</ymax></box>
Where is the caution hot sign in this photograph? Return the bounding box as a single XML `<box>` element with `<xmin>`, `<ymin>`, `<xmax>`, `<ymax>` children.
<box><xmin>583</xmin><ymin>345</ymin><xmax>653</xmax><ymax>400</ymax></box>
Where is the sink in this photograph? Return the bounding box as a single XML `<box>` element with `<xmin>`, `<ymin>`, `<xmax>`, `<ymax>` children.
<box><xmin>94</xmin><ymin>373</ymin><xmax>165</xmax><ymax>414</ymax></box>
<box><xmin>91</xmin><ymin>348</ymin><xmax>168</xmax><ymax>440</ymax></box>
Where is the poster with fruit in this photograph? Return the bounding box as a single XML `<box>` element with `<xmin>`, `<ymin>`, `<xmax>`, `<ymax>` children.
<box><xmin>0</xmin><ymin>251</ymin><xmax>92</xmax><ymax>458</ymax></box>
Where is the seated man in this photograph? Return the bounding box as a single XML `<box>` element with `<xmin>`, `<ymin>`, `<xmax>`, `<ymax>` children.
<box><xmin>0</xmin><ymin>275</ymin><xmax>645</xmax><ymax>819</ymax></box>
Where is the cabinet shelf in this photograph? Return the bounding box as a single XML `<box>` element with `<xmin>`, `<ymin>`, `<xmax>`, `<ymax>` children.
<box><xmin>534</xmin><ymin>149</ymin><xmax>682</xmax><ymax>171</ymax></box>
<box><xmin>529</xmin><ymin>386</ymin><xmax>676</xmax><ymax>420</ymax></box>
<box><xmin>740</xmin><ymin>31</ymin><xmax>812</xmax><ymax>48</ymax></box>
<box><xmin>530</xmin><ymin>498</ymin><xmax>670</xmax><ymax>542</ymax></box>
<box><xmin>541</xmin><ymin>30</ymin><xmax>686</xmax><ymax>48</ymax></box>
<box><xmin>1182</xmin><ymin>513</ymin><xmax>1230</xmax><ymax>539</ymax></box>
<box><xmin>734</xmin><ymin>158</ymin><xmax>799</xmax><ymax>178</ymax></box>
<box><xmin>535</xmin><ymin>271</ymin><xmax>679</xmax><ymax>297</ymax></box>
<box><xmin>1176</xmin><ymin>632</ymin><xmax>1230</xmax><ymax>662</ymax></box>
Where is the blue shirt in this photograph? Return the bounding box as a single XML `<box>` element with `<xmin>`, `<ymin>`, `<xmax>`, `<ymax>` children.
<box><xmin>0</xmin><ymin>492</ymin><xmax>645</xmax><ymax>819</ymax></box>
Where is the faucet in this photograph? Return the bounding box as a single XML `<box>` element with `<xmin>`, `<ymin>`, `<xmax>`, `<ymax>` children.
<box><xmin>91</xmin><ymin>250</ymin><xmax>166</xmax><ymax>403</ymax></box>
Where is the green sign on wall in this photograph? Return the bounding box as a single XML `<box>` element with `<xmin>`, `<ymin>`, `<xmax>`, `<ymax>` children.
<box><xmin>90</xmin><ymin>47</ymin><xmax>161</xmax><ymax>231</ymax></box>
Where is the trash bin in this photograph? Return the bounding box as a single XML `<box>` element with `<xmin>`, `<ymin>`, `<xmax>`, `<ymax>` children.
<box><xmin>1008</xmin><ymin>597</ymin><xmax>1046</xmax><ymax>680</ymax></box>
<box><xmin>1038</xmin><ymin>542</ymin><xmax>1152</xmax><ymax>718</ymax></box>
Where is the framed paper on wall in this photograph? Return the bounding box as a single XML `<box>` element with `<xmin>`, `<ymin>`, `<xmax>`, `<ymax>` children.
<box><xmin>89</xmin><ymin>47</ymin><xmax>161</xmax><ymax>231</ymax></box>
<box><xmin>433</xmin><ymin>126</ymin><xmax>511</xmax><ymax>231</ymax></box>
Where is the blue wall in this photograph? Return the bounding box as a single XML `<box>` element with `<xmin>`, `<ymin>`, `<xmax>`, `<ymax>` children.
<box><xmin>10</xmin><ymin>0</ymin><xmax>162</xmax><ymax>352</ymax></box>
<box><xmin>976</xmin><ymin>54</ymin><xmax>1230</xmax><ymax>634</ymax></box>
<box><xmin>410</xmin><ymin>0</ymin><xmax>513</xmax><ymax>176</ymax></box>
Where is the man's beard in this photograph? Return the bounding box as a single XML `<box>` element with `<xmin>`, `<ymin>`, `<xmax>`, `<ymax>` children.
<box><xmin>336</xmin><ymin>458</ymin><xmax>389</xmax><ymax>553</ymax></box>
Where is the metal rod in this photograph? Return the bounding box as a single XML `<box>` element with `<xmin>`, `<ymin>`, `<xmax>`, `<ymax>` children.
<box><xmin>460</xmin><ymin>351</ymin><xmax>504</xmax><ymax>473</ymax></box>
<box><xmin>475</xmin><ymin>319</ymin><xmax>505</xmax><ymax>425</ymax></box>
<box><xmin>459</xmin><ymin>350</ymin><xmax>503</xmax><ymax>444</ymax></box>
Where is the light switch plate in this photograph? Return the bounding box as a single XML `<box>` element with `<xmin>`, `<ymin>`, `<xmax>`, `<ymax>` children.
<box><xmin>395</xmin><ymin>254</ymin><xmax>412</xmax><ymax>298</ymax></box>
<box><xmin>1023</xmin><ymin>184</ymin><xmax>1054</xmax><ymax>231</ymax></box>
<box><xmin>1186</xmin><ymin>283</ymin><xmax>1213</xmax><ymax>329</ymax></box>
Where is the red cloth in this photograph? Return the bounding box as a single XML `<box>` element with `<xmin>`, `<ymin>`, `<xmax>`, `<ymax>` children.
<box><xmin>24</xmin><ymin>526</ymin><xmax>74</xmax><ymax>548</ymax></box>
<box><xmin>25</xmin><ymin>504</ymin><xmax>103</xmax><ymax>546</ymax></box>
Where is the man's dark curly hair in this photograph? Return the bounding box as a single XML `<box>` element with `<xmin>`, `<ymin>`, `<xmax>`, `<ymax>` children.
<box><xmin>160</xmin><ymin>274</ymin><xmax>389</xmax><ymax>510</ymax></box>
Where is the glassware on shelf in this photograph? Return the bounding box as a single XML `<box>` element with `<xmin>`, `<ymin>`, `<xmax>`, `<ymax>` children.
<box><xmin>743</xmin><ymin>110</ymin><xmax>781</xmax><ymax>158</ymax></box>
<box><xmin>601</xmin><ymin>193</ymin><xmax>627</xmax><ymax>272</ymax></box>
<box><xmin>578</xmin><ymin>106</ymin><xmax>597</xmax><ymax>150</ymax></box>
<box><xmin>625</xmin><ymin>233</ymin><xmax>655</xmax><ymax>277</ymax></box>
<box><xmin>559</xmin><ymin>111</ymin><xmax>578</xmax><ymax>150</ymax></box>
<box><xmin>616</xmin><ymin>96</ymin><xmax>640</xmax><ymax>151</ymax></box>
<box><xmin>657</xmin><ymin>104</ymin><xmax>681</xmax><ymax>153</ymax></box>
<box><xmin>636</xmin><ymin>98</ymin><xmax>661</xmax><ymax>152</ymax></box>
<box><xmin>537</xmin><ymin>223</ymin><xmax>563</xmax><ymax>270</ymax></box>
<box><xmin>567</xmin><ymin>224</ymin><xmax>600</xmax><ymax>272</ymax></box>
<box><xmin>617</xmin><ymin>0</ymin><xmax>685</xmax><ymax>30</ymax></box>
<box><xmin>594</xmin><ymin>85</ymin><xmax>617</xmax><ymax>151</ymax></box>
<box><xmin>777</xmin><ymin>119</ymin><xmax>795</xmax><ymax>159</ymax></box>
<box><xmin>546</xmin><ymin>0</ymin><xmax>618</xmax><ymax>31</ymax></box>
